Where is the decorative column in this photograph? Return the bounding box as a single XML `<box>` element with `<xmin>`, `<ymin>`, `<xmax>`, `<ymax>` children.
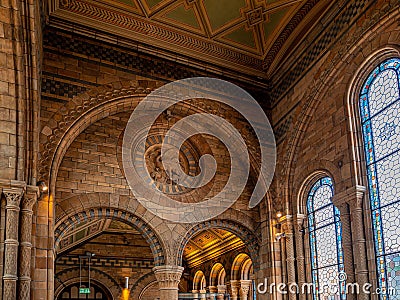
<box><xmin>240</xmin><ymin>280</ymin><xmax>252</xmax><ymax>300</ymax></box>
<box><xmin>281</xmin><ymin>215</ymin><xmax>296</xmax><ymax>300</ymax></box>
<box><xmin>2</xmin><ymin>188</ymin><xmax>23</xmax><ymax>300</ymax></box>
<box><xmin>18</xmin><ymin>187</ymin><xmax>38</xmax><ymax>300</ymax></box>
<box><xmin>332</xmin><ymin>194</ymin><xmax>356</xmax><ymax>300</ymax></box>
<box><xmin>230</xmin><ymin>280</ymin><xmax>240</xmax><ymax>300</ymax></box>
<box><xmin>153</xmin><ymin>265</ymin><xmax>184</xmax><ymax>300</ymax></box>
<box><xmin>208</xmin><ymin>285</ymin><xmax>218</xmax><ymax>293</ymax></box>
<box><xmin>217</xmin><ymin>285</ymin><xmax>226</xmax><ymax>300</ymax></box>
<box><xmin>294</xmin><ymin>214</ymin><xmax>306</xmax><ymax>300</ymax></box>
<box><xmin>340</xmin><ymin>186</ymin><xmax>369</xmax><ymax>300</ymax></box>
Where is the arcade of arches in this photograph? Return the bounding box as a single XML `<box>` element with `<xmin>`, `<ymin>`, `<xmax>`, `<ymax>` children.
<box><xmin>0</xmin><ymin>0</ymin><xmax>400</xmax><ymax>300</ymax></box>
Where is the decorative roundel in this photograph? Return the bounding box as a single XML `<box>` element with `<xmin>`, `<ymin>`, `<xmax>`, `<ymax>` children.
<box><xmin>139</xmin><ymin>134</ymin><xmax>200</xmax><ymax>195</ymax></box>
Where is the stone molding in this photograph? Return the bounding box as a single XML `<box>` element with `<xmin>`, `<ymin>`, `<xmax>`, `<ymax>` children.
<box><xmin>153</xmin><ymin>265</ymin><xmax>184</xmax><ymax>290</ymax></box>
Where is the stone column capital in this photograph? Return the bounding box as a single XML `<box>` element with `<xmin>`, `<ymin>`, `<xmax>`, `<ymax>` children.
<box><xmin>217</xmin><ymin>284</ymin><xmax>227</xmax><ymax>293</ymax></box>
<box><xmin>240</xmin><ymin>279</ymin><xmax>252</xmax><ymax>292</ymax></box>
<box><xmin>153</xmin><ymin>265</ymin><xmax>184</xmax><ymax>289</ymax></box>
<box><xmin>21</xmin><ymin>187</ymin><xmax>38</xmax><ymax>211</ymax></box>
<box><xmin>279</xmin><ymin>215</ymin><xmax>294</xmax><ymax>233</ymax></box>
<box><xmin>331</xmin><ymin>185</ymin><xmax>366</xmax><ymax>208</ymax></box>
<box><xmin>3</xmin><ymin>188</ymin><xmax>24</xmax><ymax>208</ymax></box>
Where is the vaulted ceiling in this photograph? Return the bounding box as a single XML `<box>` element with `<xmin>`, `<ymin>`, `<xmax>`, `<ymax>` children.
<box><xmin>49</xmin><ymin>0</ymin><xmax>333</xmax><ymax>79</ymax></box>
<box><xmin>183</xmin><ymin>229</ymin><xmax>245</xmax><ymax>268</ymax></box>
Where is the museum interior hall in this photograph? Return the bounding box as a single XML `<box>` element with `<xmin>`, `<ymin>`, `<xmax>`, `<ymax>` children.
<box><xmin>0</xmin><ymin>0</ymin><xmax>400</xmax><ymax>299</ymax></box>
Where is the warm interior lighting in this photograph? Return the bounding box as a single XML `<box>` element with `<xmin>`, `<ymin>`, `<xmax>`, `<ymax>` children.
<box><xmin>37</xmin><ymin>181</ymin><xmax>48</xmax><ymax>192</ymax></box>
<box><xmin>122</xmin><ymin>288</ymin><xmax>130</xmax><ymax>300</ymax></box>
<box><xmin>276</xmin><ymin>212</ymin><xmax>282</xmax><ymax>218</ymax></box>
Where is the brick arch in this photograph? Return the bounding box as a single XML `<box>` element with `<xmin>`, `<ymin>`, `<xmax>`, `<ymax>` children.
<box><xmin>280</xmin><ymin>4</ymin><xmax>400</xmax><ymax>213</ymax></box>
<box><xmin>130</xmin><ymin>272</ymin><xmax>158</xmax><ymax>300</ymax></box>
<box><xmin>346</xmin><ymin>46</ymin><xmax>400</xmax><ymax>186</ymax></box>
<box><xmin>55</xmin><ymin>267</ymin><xmax>119</xmax><ymax>299</ymax></box>
<box><xmin>231</xmin><ymin>253</ymin><xmax>251</xmax><ymax>281</ymax></box>
<box><xmin>292</xmin><ymin>160</ymin><xmax>340</xmax><ymax>215</ymax></box>
<box><xmin>55</xmin><ymin>201</ymin><xmax>166</xmax><ymax>266</ymax></box>
<box><xmin>40</xmin><ymin>80</ymin><xmax>164</xmax><ymax>184</ymax></box>
<box><xmin>209</xmin><ymin>263</ymin><xmax>225</xmax><ymax>286</ymax></box>
<box><xmin>177</xmin><ymin>219</ymin><xmax>260</xmax><ymax>270</ymax></box>
<box><xmin>42</xmin><ymin>79</ymin><xmax>267</xmax><ymax>199</ymax></box>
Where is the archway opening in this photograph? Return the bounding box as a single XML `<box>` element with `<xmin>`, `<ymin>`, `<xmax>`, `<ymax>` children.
<box><xmin>180</xmin><ymin>228</ymin><xmax>256</xmax><ymax>299</ymax></box>
<box><xmin>55</xmin><ymin>219</ymin><xmax>157</xmax><ymax>300</ymax></box>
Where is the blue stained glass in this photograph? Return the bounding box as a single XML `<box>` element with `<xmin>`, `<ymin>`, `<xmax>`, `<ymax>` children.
<box><xmin>359</xmin><ymin>57</ymin><xmax>400</xmax><ymax>300</ymax></box>
<box><xmin>307</xmin><ymin>177</ymin><xmax>346</xmax><ymax>300</ymax></box>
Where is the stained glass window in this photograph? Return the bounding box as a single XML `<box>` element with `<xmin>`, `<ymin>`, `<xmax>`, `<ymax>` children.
<box><xmin>307</xmin><ymin>177</ymin><xmax>346</xmax><ymax>300</ymax></box>
<box><xmin>359</xmin><ymin>58</ymin><xmax>400</xmax><ymax>300</ymax></box>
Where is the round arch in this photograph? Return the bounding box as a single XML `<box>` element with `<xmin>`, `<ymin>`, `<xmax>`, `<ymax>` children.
<box><xmin>280</xmin><ymin>5</ymin><xmax>400</xmax><ymax>214</ymax></box>
<box><xmin>346</xmin><ymin>46</ymin><xmax>400</xmax><ymax>185</ymax></box>
<box><xmin>295</xmin><ymin>167</ymin><xmax>336</xmax><ymax>215</ymax></box>
<box><xmin>55</xmin><ymin>205</ymin><xmax>166</xmax><ymax>266</ymax></box>
<box><xmin>55</xmin><ymin>267</ymin><xmax>118</xmax><ymax>299</ymax></box>
<box><xmin>241</xmin><ymin>258</ymin><xmax>253</xmax><ymax>280</ymax></box>
<box><xmin>209</xmin><ymin>263</ymin><xmax>225</xmax><ymax>286</ymax></box>
<box><xmin>193</xmin><ymin>270</ymin><xmax>206</xmax><ymax>291</ymax></box>
<box><xmin>177</xmin><ymin>219</ymin><xmax>260</xmax><ymax>270</ymax></box>
<box><xmin>231</xmin><ymin>253</ymin><xmax>251</xmax><ymax>280</ymax></box>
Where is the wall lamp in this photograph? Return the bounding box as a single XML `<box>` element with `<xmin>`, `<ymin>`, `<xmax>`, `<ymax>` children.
<box><xmin>37</xmin><ymin>181</ymin><xmax>48</xmax><ymax>192</ymax></box>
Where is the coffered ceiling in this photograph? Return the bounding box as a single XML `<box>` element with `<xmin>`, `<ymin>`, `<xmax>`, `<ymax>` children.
<box><xmin>49</xmin><ymin>0</ymin><xmax>332</xmax><ymax>78</ymax></box>
<box><xmin>183</xmin><ymin>229</ymin><xmax>245</xmax><ymax>268</ymax></box>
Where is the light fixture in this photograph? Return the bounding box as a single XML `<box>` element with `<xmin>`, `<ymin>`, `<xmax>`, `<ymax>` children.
<box><xmin>275</xmin><ymin>232</ymin><xmax>286</xmax><ymax>241</ymax></box>
<box><xmin>276</xmin><ymin>212</ymin><xmax>282</xmax><ymax>218</ymax></box>
<box><xmin>37</xmin><ymin>181</ymin><xmax>48</xmax><ymax>192</ymax></box>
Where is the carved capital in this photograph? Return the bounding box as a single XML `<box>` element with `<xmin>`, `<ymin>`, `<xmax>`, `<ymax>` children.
<box><xmin>153</xmin><ymin>265</ymin><xmax>184</xmax><ymax>289</ymax></box>
<box><xmin>217</xmin><ymin>284</ymin><xmax>227</xmax><ymax>294</ymax></box>
<box><xmin>230</xmin><ymin>280</ymin><xmax>240</xmax><ymax>296</ymax></box>
<box><xmin>21</xmin><ymin>186</ymin><xmax>38</xmax><ymax>211</ymax></box>
<box><xmin>331</xmin><ymin>185</ymin><xmax>366</xmax><ymax>208</ymax></box>
<box><xmin>3</xmin><ymin>188</ymin><xmax>24</xmax><ymax>209</ymax></box>
<box><xmin>279</xmin><ymin>215</ymin><xmax>294</xmax><ymax>233</ymax></box>
<box><xmin>240</xmin><ymin>280</ymin><xmax>252</xmax><ymax>296</ymax></box>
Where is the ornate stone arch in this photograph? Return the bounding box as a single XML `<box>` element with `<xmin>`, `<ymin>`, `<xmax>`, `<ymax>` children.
<box><xmin>193</xmin><ymin>270</ymin><xmax>206</xmax><ymax>291</ymax></box>
<box><xmin>294</xmin><ymin>162</ymin><xmax>339</xmax><ymax>215</ymax></box>
<box><xmin>280</xmin><ymin>3</ymin><xmax>400</xmax><ymax>214</ymax></box>
<box><xmin>54</xmin><ymin>267</ymin><xmax>119</xmax><ymax>299</ymax></box>
<box><xmin>177</xmin><ymin>219</ymin><xmax>260</xmax><ymax>270</ymax></box>
<box><xmin>130</xmin><ymin>272</ymin><xmax>158</xmax><ymax>300</ymax></box>
<box><xmin>55</xmin><ymin>203</ymin><xmax>166</xmax><ymax>266</ymax></box>
<box><xmin>209</xmin><ymin>263</ymin><xmax>225</xmax><ymax>286</ymax></box>
<box><xmin>40</xmin><ymin>80</ymin><xmax>163</xmax><ymax>185</ymax></box>
<box><xmin>346</xmin><ymin>46</ymin><xmax>400</xmax><ymax>185</ymax></box>
<box><xmin>231</xmin><ymin>253</ymin><xmax>251</xmax><ymax>281</ymax></box>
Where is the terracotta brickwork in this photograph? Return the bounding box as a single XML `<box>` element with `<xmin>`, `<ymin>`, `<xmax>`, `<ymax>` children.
<box><xmin>0</xmin><ymin>0</ymin><xmax>399</xmax><ymax>299</ymax></box>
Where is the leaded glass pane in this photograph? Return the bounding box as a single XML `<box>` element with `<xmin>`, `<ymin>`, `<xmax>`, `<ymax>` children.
<box><xmin>359</xmin><ymin>57</ymin><xmax>400</xmax><ymax>300</ymax></box>
<box><xmin>313</xmin><ymin>184</ymin><xmax>333</xmax><ymax>210</ymax></box>
<box><xmin>386</xmin><ymin>253</ymin><xmax>400</xmax><ymax>297</ymax></box>
<box><xmin>307</xmin><ymin>177</ymin><xmax>346</xmax><ymax>300</ymax></box>
<box><xmin>369</xmin><ymin>100</ymin><xmax>400</xmax><ymax>161</ymax></box>
<box><xmin>381</xmin><ymin>201</ymin><xmax>400</xmax><ymax>254</ymax></box>
<box><xmin>373</xmin><ymin>150</ymin><xmax>400</xmax><ymax>207</ymax></box>
<box><xmin>315</xmin><ymin>225</ymin><xmax>338</xmax><ymax>268</ymax></box>
<box><xmin>368</xmin><ymin>69</ymin><xmax>399</xmax><ymax>117</ymax></box>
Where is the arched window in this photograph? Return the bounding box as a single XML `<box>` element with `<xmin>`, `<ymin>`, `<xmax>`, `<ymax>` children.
<box><xmin>307</xmin><ymin>177</ymin><xmax>346</xmax><ymax>300</ymax></box>
<box><xmin>359</xmin><ymin>58</ymin><xmax>400</xmax><ymax>299</ymax></box>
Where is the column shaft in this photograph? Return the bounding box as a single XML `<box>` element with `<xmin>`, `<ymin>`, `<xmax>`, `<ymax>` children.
<box><xmin>2</xmin><ymin>189</ymin><xmax>23</xmax><ymax>300</ymax></box>
<box><xmin>18</xmin><ymin>189</ymin><xmax>37</xmax><ymax>300</ymax></box>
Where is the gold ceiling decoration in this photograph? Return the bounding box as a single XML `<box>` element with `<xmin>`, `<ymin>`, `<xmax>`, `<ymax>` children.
<box><xmin>50</xmin><ymin>0</ymin><xmax>332</xmax><ymax>78</ymax></box>
<box><xmin>183</xmin><ymin>229</ymin><xmax>245</xmax><ymax>268</ymax></box>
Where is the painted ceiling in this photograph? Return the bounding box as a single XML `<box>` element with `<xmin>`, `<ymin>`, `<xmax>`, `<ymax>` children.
<box><xmin>183</xmin><ymin>229</ymin><xmax>245</xmax><ymax>268</ymax></box>
<box><xmin>52</xmin><ymin>0</ymin><xmax>332</xmax><ymax>78</ymax></box>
